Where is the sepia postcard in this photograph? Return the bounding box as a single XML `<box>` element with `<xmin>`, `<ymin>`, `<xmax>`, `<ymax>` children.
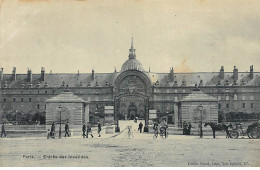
<box><xmin>0</xmin><ymin>0</ymin><xmax>259</xmax><ymax>167</ymax></box>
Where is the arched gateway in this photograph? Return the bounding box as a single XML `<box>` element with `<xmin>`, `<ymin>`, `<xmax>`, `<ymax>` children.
<box><xmin>113</xmin><ymin>38</ymin><xmax>152</xmax><ymax>126</ymax></box>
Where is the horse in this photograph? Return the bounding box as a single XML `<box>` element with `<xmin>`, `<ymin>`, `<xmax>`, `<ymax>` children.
<box><xmin>204</xmin><ymin>121</ymin><xmax>232</xmax><ymax>138</ymax></box>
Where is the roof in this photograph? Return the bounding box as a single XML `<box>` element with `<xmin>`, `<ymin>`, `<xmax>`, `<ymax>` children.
<box><xmin>45</xmin><ymin>91</ymin><xmax>87</xmax><ymax>103</ymax></box>
<box><xmin>181</xmin><ymin>89</ymin><xmax>218</xmax><ymax>102</ymax></box>
<box><xmin>121</xmin><ymin>58</ymin><xmax>145</xmax><ymax>72</ymax></box>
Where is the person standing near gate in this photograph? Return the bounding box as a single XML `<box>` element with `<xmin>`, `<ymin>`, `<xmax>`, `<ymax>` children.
<box><xmin>97</xmin><ymin>120</ymin><xmax>101</xmax><ymax>137</ymax></box>
<box><xmin>1</xmin><ymin>123</ymin><xmax>6</xmax><ymax>137</ymax></box>
<box><xmin>138</xmin><ymin>122</ymin><xmax>143</xmax><ymax>133</ymax></box>
<box><xmin>82</xmin><ymin>123</ymin><xmax>86</xmax><ymax>138</ymax></box>
<box><xmin>187</xmin><ymin>122</ymin><xmax>192</xmax><ymax>135</ymax></box>
<box><xmin>65</xmin><ymin>121</ymin><xmax>70</xmax><ymax>137</ymax></box>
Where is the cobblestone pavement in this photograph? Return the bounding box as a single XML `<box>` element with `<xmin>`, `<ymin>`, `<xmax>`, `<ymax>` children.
<box><xmin>0</xmin><ymin>132</ymin><xmax>259</xmax><ymax>167</ymax></box>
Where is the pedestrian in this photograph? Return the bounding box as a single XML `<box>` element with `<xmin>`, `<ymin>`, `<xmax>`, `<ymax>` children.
<box><xmin>183</xmin><ymin>121</ymin><xmax>188</xmax><ymax>135</ymax></box>
<box><xmin>50</xmin><ymin>122</ymin><xmax>55</xmax><ymax>138</ymax></box>
<box><xmin>1</xmin><ymin>123</ymin><xmax>6</xmax><ymax>137</ymax></box>
<box><xmin>82</xmin><ymin>123</ymin><xmax>86</xmax><ymax>138</ymax></box>
<box><xmin>138</xmin><ymin>122</ymin><xmax>143</xmax><ymax>133</ymax></box>
<box><xmin>65</xmin><ymin>121</ymin><xmax>70</xmax><ymax>137</ymax></box>
<box><xmin>187</xmin><ymin>122</ymin><xmax>192</xmax><ymax>135</ymax></box>
<box><xmin>97</xmin><ymin>120</ymin><xmax>101</xmax><ymax>137</ymax></box>
<box><xmin>87</xmin><ymin>122</ymin><xmax>94</xmax><ymax>138</ymax></box>
<box><xmin>161</xmin><ymin>119</ymin><xmax>168</xmax><ymax>138</ymax></box>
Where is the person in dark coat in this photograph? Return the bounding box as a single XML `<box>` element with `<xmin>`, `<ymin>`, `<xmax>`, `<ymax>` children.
<box><xmin>87</xmin><ymin>123</ymin><xmax>94</xmax><ymax>138</ymax></box>
<box><xmin>64</xmin><ymin>121</ymin><xmax>70</xmax><ymax>137</ymax></box>
<box><xmin>138</xmin><ymin>122</ymin><xmax>143</xmax><ymax>133</ymax></box>
<box><xmin>50</xmin><ymin>122</ymin><xmax>55</xmax><ymax>137</ymax></box>
<box><xmin>97</xmin><ymin>120</ymin><xmax>101</xmax><ymax>137</ymax></box>
<box><xmin>1</xmin><ymin>123</ymin><xmax>6</xmax><ymax>137</ymax></box>
<box><xmin>187</xmin><ymin>122</ymin><xmax>192</xmax><ymax>135</ymax></box>
<box><xmin>183</xmin><ymin>121</ymin><xmax>188</xmax><ymax>135</ymax></box>
<box><xmin>82</xmin><ymin>123</ymin><xmax>86</xmax><ymax>138</ymax></box>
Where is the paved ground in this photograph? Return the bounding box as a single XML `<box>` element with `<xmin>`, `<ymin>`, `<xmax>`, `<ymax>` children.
<box><xmin>0</xmin><ymin>130</ymin><xmax>259</xmax><ymax>167</ymax></box>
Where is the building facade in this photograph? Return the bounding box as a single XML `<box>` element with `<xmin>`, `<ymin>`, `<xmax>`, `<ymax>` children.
<box><xmin>1</xmin><ymin>40</ymin><xmax>260</xmax><ymax>127</ymax></box>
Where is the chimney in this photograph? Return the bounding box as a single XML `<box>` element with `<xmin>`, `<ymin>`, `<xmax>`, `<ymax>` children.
<box><xmin>220</xmin><ymin>66</ymin><xmax>224</xmax><ymax>79</ymax></box>
<box><xmin>12</xmin><ymin>67</ymin><xmax>16</xmax><ymax>81</ymax></box>
<box><xmin>41</xmin><ymin>67</ymin><xmax>45</xmax><ymax>81</ymax></box>
<box><xmin>27</xmin><ymin>68</ymin><xmax>32</xmax><ymax>82</ymax></box>
<box><xmin>169</xmin><ymin>67</ymin><xmax>174</xmax><ymax>81</ymax></box>
<box><xmin>233</xmin><ymin>66</ymin><xmax>238</xmax><ymax>81</ymax></box>
<box><xmin>91</xmin><ymin>69</ymin><xmax>95</xmax><ymax>80</ymax></box>
<box><xmin>0</xmin><ymin>68</ymin><xmax>3</xmax><ymax>81</ymax></box>
<box><xmin>249</xmin><ymin>65</ymin><xmax>254</xmax><ymax>79</ymax></box>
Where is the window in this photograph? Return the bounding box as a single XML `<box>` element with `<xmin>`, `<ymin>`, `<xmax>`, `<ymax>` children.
<box><xmin>52</xmin><ymin>90</ymin><xmax>55</xmax><ymax>94</ymax></box>
<box><xmin>226</xmin><ymin>103</ymin><xmax>229</xmax><ymax>109</ymax></box>
<box><xmin>21</xmin><ymin>98</ymin><xmax>23</xmax><ymax>102</ymax></box>
<box><xmin>250</xmin><ymin>96</ymin><xmax>254</xmax><ymax>100</ymax></box>
<box><xmin>3</xmin><ymin>98</ymin><xmax>6</xmax><ymax>102</ymax></box>
<box><xmin>21</xmin><ymin>91</ymin><xmax>23</xmax><ymax>94</ymax></box>
<box><xmin>226</xmin><ymin>96</ymin><xmax>229</xmax><ymax>101</ymax></box>
<box><xmin>242</xmin><ymin>96</ymin><xmax>245</xmax><ymax>100</ymax></box>
<box><xmin>29</xmin><ymin>91</ymin><xmax>32</xmax><ymax>94</ymax></box>
<box><xmin>251</xmin><ymin>103</ymin><xmax>254</xmax><ymax>108</ymax></box>
<box><xmin>234</xmin><ymin>95</ymin><xmax>237</xmax><ymax>101</ymax></box>
<box><xmin>13</xmin><ymin>98</ymin><xmax>16</xmax><ymax>102</ymax></box>
<box><xmin>45</xmin><ymin>91</ymin><xmax>48</xmax><ymax>94</ymax></box>
<box><xmin>218</xmin><ymin>96</ymin><xmax>221</xmax><ymax>101</ymax></box>
<box><xmin>37</xmin><ymin>104</ymin><xmax>40</xmax><ymax>109</ymax></box>
<box><xmin>182</xmin><ymin>89</ymin><xmax>185</xmax><ymax>93</ymax></box>
<box><xmin>38</xmin><ymin>91</ymin><xmax>40</xmax><ymax>94</ymax></box>
<box><xmin>29</xmin><ymin>98</ymin><xmax>32</xmax><ymax>102</ymax></box>
<box><xmin>242</xmin><ymin>89</ymin><xmax>245</xmax><ymax>92</ymax></box>
<box><xmin>225</xmin><ymin>88</ymin><xmax>230</xmax><ymax>92</ymax></box>
<box><xmin>218</xmin><ymin>103</ymin><xmax>221</xmax><ymax>109</ymax></box>
<box><xmin>174</xmin><ymin>97</ymin><xmax>178</xmax><ymax>101</ymax></box>
<box><xmin>174</xmin><ymin>89</ymin><xmax>177</xmax><ymax>93</ymax></box>
<box><xmin>242</xmin><ymin>103</ymin><xmax>245</xmax><ymax>108</ymax></box>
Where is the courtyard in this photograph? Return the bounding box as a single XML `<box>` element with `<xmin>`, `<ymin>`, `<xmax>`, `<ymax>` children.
<box><xmin>0</xmin><ymin>132</ymin><xmax>259</xmax><ymax>167</ymax></box>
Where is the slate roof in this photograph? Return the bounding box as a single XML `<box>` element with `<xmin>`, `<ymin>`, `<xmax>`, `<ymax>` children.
<box><xmin>1</xmin><ymin>71</ymin><xmax>260</xmax><ymax>88</ymax></box>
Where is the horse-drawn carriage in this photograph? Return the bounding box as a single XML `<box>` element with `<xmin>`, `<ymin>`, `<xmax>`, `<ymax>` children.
<box><xmin>205</xmin><ymin>121</ymin><xmax>260</xmax><ymax>139</ymax></box>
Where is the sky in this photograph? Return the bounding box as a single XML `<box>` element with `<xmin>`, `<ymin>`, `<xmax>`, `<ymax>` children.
<box><xmin>0</xmin><ymin>0</ymin><xmax>260</xmax><ymax>74</ymax></box>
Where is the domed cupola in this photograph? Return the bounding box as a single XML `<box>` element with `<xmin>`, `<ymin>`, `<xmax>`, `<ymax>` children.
<box><xmin>121</xmin><ymin>37</ymin><xmax>145</xmax><ymax>72</ymax></box>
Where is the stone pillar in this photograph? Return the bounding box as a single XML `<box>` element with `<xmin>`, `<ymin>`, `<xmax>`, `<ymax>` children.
<box><xmin>174</xmin><ymin>103</ymin><xmax>179</xmax><ymax>127</ymax></box>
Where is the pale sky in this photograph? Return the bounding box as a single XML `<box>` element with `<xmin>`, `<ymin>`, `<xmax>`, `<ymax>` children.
<box><xmin>0</xmin><ymin>0</ymin><xmax>260</xmax><ymax>74</ymax></box>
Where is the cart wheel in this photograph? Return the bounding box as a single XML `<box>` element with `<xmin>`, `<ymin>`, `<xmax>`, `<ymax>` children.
<box><xmin>250</xmin><ymin>127</ymin><xmax>259</xmax><ymax>139</ymax></box>
<box><xmin>229</xmin><ymin>130</ymin><xmax>239</xmax><ymax>139</ymax></box>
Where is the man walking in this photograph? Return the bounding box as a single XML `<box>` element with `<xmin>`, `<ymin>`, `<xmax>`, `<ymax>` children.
<box><xmin>87</xmin><ymin>122</ymin><xmax>94</xmax><ymax>138</ymax></box>
<box><xmin>97</xmin><ymin>120</ymin><xmax>101</xmax><ymax>137</ymax></box>
<box><xmin>1</xmin><ymin>123</ymin><xmax>6</xmax><ymax>137</ymax></box>
<box><xmin>50</xmin><ymin>122</ymin><xmax>55</xmax><ymax>138</ymax></box>
<box><xmin>138</xmin><ymin>122</ymin><xmax>143</xmax><ymax>133</ymax></box>
<box><xmin>82</xmin><ymin>123</ymin><xmax>86</xmax><ymax>138</ymax></box>
<box><xmin>65</xmin><ymin>121</ymin><xmax>70</xmax><ymax>137</ymax></box>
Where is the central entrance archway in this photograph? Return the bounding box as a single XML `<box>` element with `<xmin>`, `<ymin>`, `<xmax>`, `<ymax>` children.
<box><xmin>128</xmin><ymin>104</ymin><xmax>137</xmax><ymax>120</ymax></box>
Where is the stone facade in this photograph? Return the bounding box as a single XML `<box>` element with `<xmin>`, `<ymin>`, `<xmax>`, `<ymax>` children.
<box><xmin>0</xmin><ymin>40</ymin><xmax>260</xmax><ymax>127</ymax></box>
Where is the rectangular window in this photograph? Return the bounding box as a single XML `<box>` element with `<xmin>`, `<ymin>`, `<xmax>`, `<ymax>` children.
<box><xmin>234</xmin><ymin>95</ymin><xmax>237</xmax><ymax>101</ymax></box>
<box><xmin>37</xmin><ymin>104</ymin><xmax>40</xmax><ymax>109</ymax></box>
<box><xmin>13</xmin><ymin>98</ymin><xmax>16</xmax><ymax>102</ymax></box>
<box><xmin>182</xmin><ymin>89</ymin><xmax>185</xmax><ymax>93</ymax></box>
<box><xmin>242</xmin><ymin>89</ymin><xmax>245</xmax><ymax>92</ymax></box>
<box><xmin>174</xmin><ymin>97</ymin><xmax>178</xmax><ymax>101</ymax></box>
<box><xmin>45</xmin><ymin>91</ymin><xmax>48</xmax><ymax>94</ymax></box>
<box><xmin>251</xmin><ymin>103</ymin><xmax>254</xmax><ymax>108</ymax></box>
<box><xmin>29</xmin><ymin>98</ymin><xmax>32</xmax><ymax>102</ymax></box>
<box><xmin>38</xmin><ymin>91</ymin><xmax>40</xmax><ymax>94</ymax></box>
<box><xmin>225</xmin><ymin>88</ymin><xmax>230</xmax><ymax>92</ymax></box>
<box><xmin>242</xmin><ymin>96</ymin><xmax>245</xmax><ymax>100</ymax></box>
<box><xmin>3</xmin><ymin>98</ymin><xmax>6</xmax><ymax>102</ymax></box>
<box><xmin>226</xmin><ymin>103</ymin><xmax>229</xmax><ymax>109</ymax></box>
<box><xmin>21</xmin><ymin>91</ymin><xmax>23</xmax><ymax>94</ymax></box>
<box><xmin>242</xmin><ymin>103</ymin><xmax>245</xmax><ymax>108</ymax></box>
<box><xmin>226</xmin><ymin>96</ymin><xmax>229</xmax><ymax>101</ymax></box>
<box><xmin>218</xmin><ymin>103</ymin><xmax>221</xmax><ymax>109</ymax></box>
<box><xmin>174</xmin><ymin>89</ymin><xmax>177</xmax><ymax>93</ymax></box>
<box><xmin>21</xmin><ymin>98</ymin><xmax>23</xmax><ymax>102</ymax></box>
<box><xmin>52</xmin><ymin>90</ymin><xmax>55</xmax><ymax>94</ymax></box>
<box><xmin>218</xmin><ymin>96</ymin><xmax>221</xmax><ymax>101</ymax></box>
<box><xmin>250</xmin><ymin>96</ymin><xmax>254</xmax><ymax>100</ymax></box>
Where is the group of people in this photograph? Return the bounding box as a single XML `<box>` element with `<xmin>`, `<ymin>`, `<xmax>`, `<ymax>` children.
<box><xmin>153</xmin><ymin>119</ymin><xmax>168</xmax><ymax>138</ymax></box>
<box><xmin>183</xmin><ymin>121</ymin><xmax>192</xmax><ymax>135</ymax></box>
<box><xmin>49</xmin><ymin>120</ymin><xmax>102</xmax><ymax>139</ymax></box>
<box><xmin>82</xmin><ymin>120</ymin><xmax>102</xmax><ymax>138</ymax></box>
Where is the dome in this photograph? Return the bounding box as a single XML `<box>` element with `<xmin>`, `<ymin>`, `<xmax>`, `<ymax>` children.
<box><xmin>120</xmin><ymin>37</ymin><xmax>145</xmax><ymax>72</ymax></box>
<box><xmin>121</xmin><ymin>58</ymin><xmax>145</xmax><ymax>72</ymax></box>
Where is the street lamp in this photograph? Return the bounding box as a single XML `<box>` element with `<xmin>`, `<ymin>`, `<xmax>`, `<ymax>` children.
<box><xmin>58</xmin><ymin>105</ymin><xmax>62</xmax><ymax>139</ymax></box>
<box><xmin>198</xmin><ymin>104</ymin><xmax>203</xmax><ymax>138</ymax></box>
